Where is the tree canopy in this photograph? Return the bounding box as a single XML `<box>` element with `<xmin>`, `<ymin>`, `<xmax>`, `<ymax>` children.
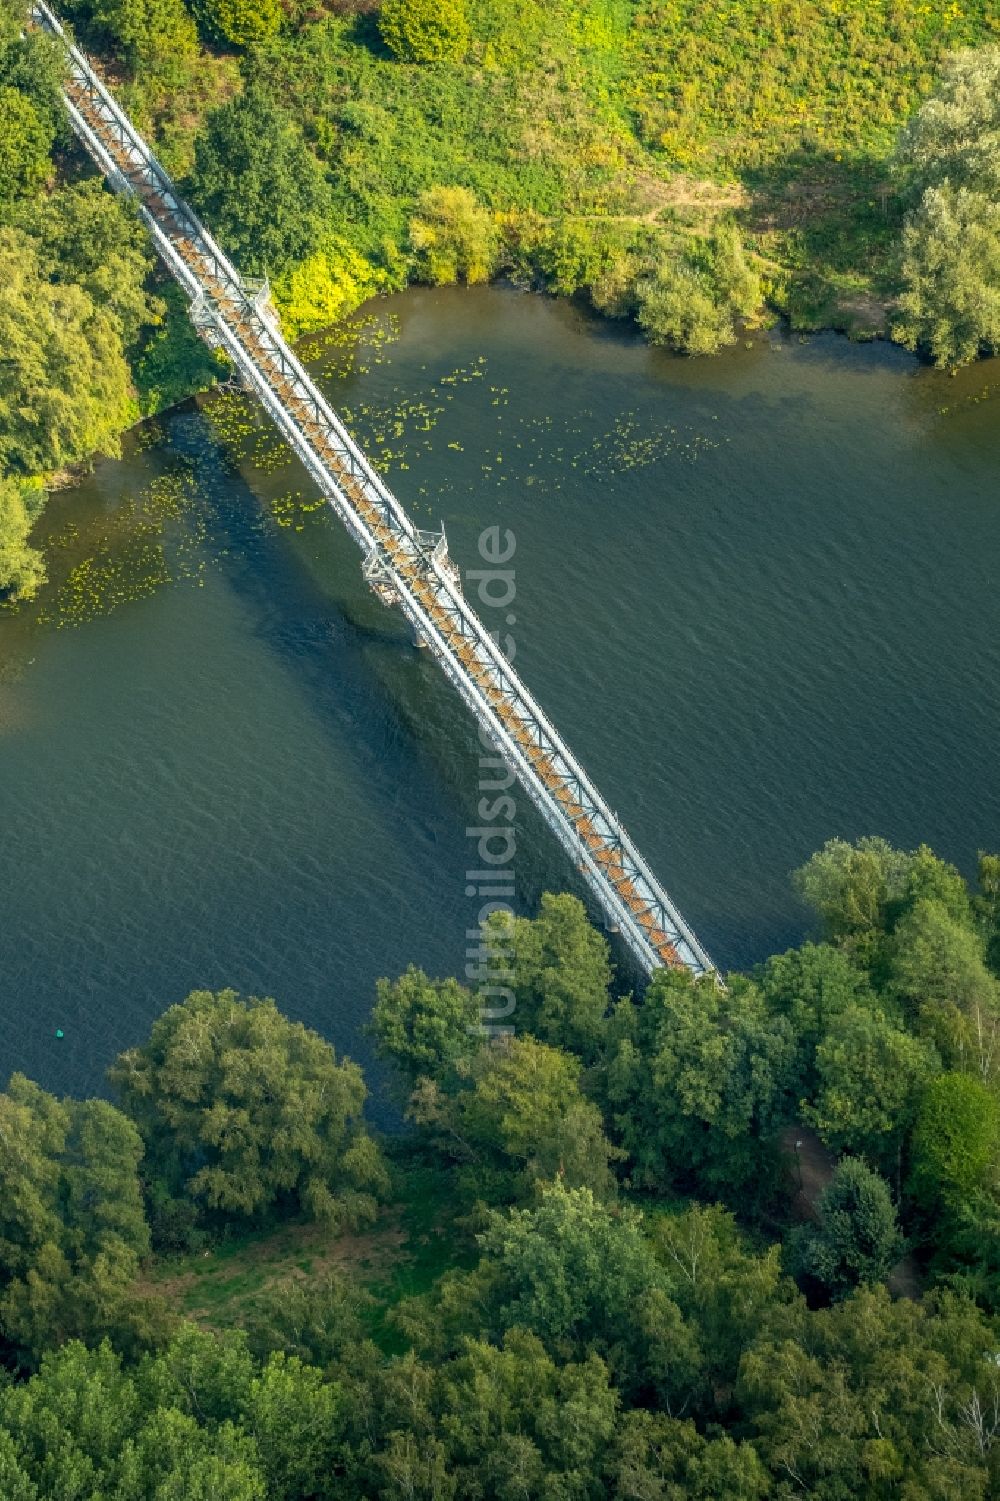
<box><xmin>371</xmin><ymin>965</ymin><xmax>480</xmax><ymax>1089</ymax></box>
<box><xmin>894</xmin><ymin>47</ymin><xmax>1000</xmax><ymax>367</ymax></box>
<box><xmin>108</xmin><ymin>989</ymin><xmax>387</xmax><ymax>1239</ymax></box>
<box><xmin>1</xmin><ymin>848</ymin><xmax>1000</xmax><ymax>1494</ymax></box>
<box><xmin>378</xmin><ymin>0</ymin><xmax>470</xmax><ymax>65</ymax></box>
<box><xmin>0</xmin><ymin>227</ymin><xmax>135</xmax><ymax>476</ymax></box>
<box><xmin>789</xmin><ymin>1156</ymin><xmax>903</xmax><ymax>1300</ymax></box>
<box><xmin>200</xmin><ymin>0</ymin><xmax>282</xmax><ymax>49</ymax></box>
<box><xmin>185</xmin><ymin>86</ymin><xmax>333</xmax><ymax>278</ymax></box>
<box><xmin>0</xmin><ymin>475</ymin><xmax>46</xmax><ymax>600</ymax></box>
<box><xmin>0</xmin><ymin>1075</ymin><xmax>152</xmax><ymax>1367</ymax></box>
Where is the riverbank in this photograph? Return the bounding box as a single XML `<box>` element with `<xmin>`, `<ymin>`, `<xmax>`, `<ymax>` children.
<box><xmin>6</xmin><ymin>0</ymin><xmax>1000</xmax><ymax>608</ymax></box>
<box><xmin>89</xmin><ymin>0</ymin><xmax>1000</xmax><ymax>368</ymax></box>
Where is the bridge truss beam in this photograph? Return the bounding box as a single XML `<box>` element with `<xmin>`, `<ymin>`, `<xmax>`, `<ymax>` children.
<box><xmin>30</xmin><ymin>0</ymin><xmax>717</xmax><ymax>981</ymax></box>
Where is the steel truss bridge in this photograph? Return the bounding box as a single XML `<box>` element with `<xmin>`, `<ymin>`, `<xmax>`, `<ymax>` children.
<box><xmin>30</xmin><ymin>0</ymin><xmax>717</xmax><ymax>980</ymax></box>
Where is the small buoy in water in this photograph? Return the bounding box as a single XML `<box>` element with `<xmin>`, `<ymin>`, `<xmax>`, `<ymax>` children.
<box><xmin>55</xmin><ymin>1029</ymin><xmax>64</xmax><ymax>1039</ymax></box>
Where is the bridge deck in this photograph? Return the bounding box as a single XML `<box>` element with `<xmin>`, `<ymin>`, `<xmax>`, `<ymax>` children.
<box><xmin>30</xmin><ymin>0</ymin><xmax>717</xmax><ymax>980</ymax></box>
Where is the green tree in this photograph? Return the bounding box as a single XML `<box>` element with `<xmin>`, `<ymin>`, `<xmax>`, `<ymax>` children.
<box><xmin>893</xmin><ymin>47</ymin><xmax>1000</xmax><ymax>367</ymax></box>
<box><xmin>605</xmin><ymin>969</ymin><xmax>796</xmax><ymax>1202</ymax></box>
<box><xmin>934</xmin><ymin>1194</ymin><xmax>1000</xmax><ymax>1312</ymax></box>
<box><xmin>243</xmin><ymin>1271</ymin><xmax>372</xmax><ymax>1368</ymax></box>
<box><xmin>890</xmin><ymin>898</ymin><xmax>1000</xmax><ymax>1079</ymax></box>
<box><xmin>977</xmin><ymin>851</ymin><xmax>1000</xmax><ymax>974</ymax></box>
<box><xmin>482</xmin><ymin>892</ymin><xmax>613</xmax><ymax>1059</ymax></box>
<box><xmin>473</xmin><ymin>1180</ymin><xmax>702</xmax><ymax>1405</ymax></box>
<box><xmin>90</xmin><ymin>0</ymin><xmax>198</xmax><ymax>70</ymax></box>
<box><xmin>0</xmin><ymin>1337</ymin><xmax>271</xmax><ymax>1499</ymax></box>
<box><xmin>738</xmin><ymin>1322</ymin><xmax>879</xmax><ymax>1495</ymax></box>
<box><xmin>243</xmin><ymin>1353</ymin><xmax>345</xmax><ymax>1501</ymax></box>
<box><xmin>895</xmin><ymin>184</ymin><xmax>1000</xmax><ymax>367</ymax></box>
<box><xmin>409</xmin><ymin>185</ymin><xmax>498</xmax><ymax>286</ymax></box>
<box><xmin>804</xmin><ymin>1004</ymin><xmax>934</xmax><ymax>1173</ymax></box>
<box><xmin>186</xmin><ymin>86</ymin><xmax>333</xmax><ymax>277</ymax></box>
<box><xmin>461</xmin><ymin>1035</ymin><xmax>618</xmax><ymax>1197</ymax></box>
<box><xmin>371</xmin><ymin>965</ymin><xmax>480</xmax><ymax>1088</ymax></box>
<box><xmin>793</xmin><ymin>836</ymin><xmax>912</xmax><ymax>943</ymax></box>
<box><xmin>109</xmin><ymin>989</ymin><xmax>387</xmax><ymax>1234</ymax></box>
<box><xmin>0</xmin><ymin>228</ymin><xmax>135</xmax><ymax>476</ymax></box>
<box><xmin>133</xmin><ymin>280</ymin><xmax>225</xmax><ymax>417</ymax></box>
<box><xmin>200</xmin><ymin>0</ymin><xmax>282</xmax><ymax>48</ymax></box>
<box><xmin>0</xmin><ymin>0</ymin><xmax>64</xmax><ymax>142</ymax></box>
<box><xmin>0</xmin><ymin>1076</ymin><xmax>152</xmax><ymax>1366</ymax></box>
<box><xmin>354</xmin><ymin>1328</ymin><xmax>621</xmax><ymax>1501</ymax></box>
<box><xmin>410</xmin><ymin>1034</ymin><xmax>619</xmax><ymax>1201</ymax></box>
<box><xmin>608</xmin><ymin>1411</ymin><xmax>769</xmax><ymax>1501</ymax></box>
<box><xmin>740</xmin><ymin>1287</ymin><xmax>1000</xmax><ymax>1498</ymax></box>
<box><xmin>0</xmin><ymin>87</ymin><xmax>52</xmax><ymax>208</ymax></box>
<box><xmin>16</xmin><ymin>181</ymin><xmax>158</xmax><ymax>347</ymax></box>
<box><xmin>756</xmin><ymin>942</ymin><xmax>876</xmax><ymax>1091</ymax></box>
<box><xmin>896</xmin><ymin>844</ymin><xmax>973</xmax><ymax>929</ymax></box>
<box><xmin>430</xmin><ymin>1331</ymin><xmax>618</xmax><ymax>1501</ymax></box>
<box><xmin>648</xmin><ymin>1203</ymin><xmax>788</xmax><ymax>1399</ymax></box>
<box><xmin>896</xmin><ymin>44</ymin><xmax>1000</xmax><ymax>197</ymax></box>
<box><xmin>789</xmin><ymin>1157</ymin><xmax>902</xmax><ymax>1300</ymax></box>
<box><xmin>0</xmin><ymin>474</ymin><xmax>46</xmax><ymax>601</ymax></box>
<box><xmin>636</xmin><ymin>225</ymin><xmax>761</xmax><ymax>356</ymax></box>
<box><xmin>908</xmin><ymin>1072</ymin><xmax>1000</xmax><ymax>1217</ymax></box>
<box><xmin>379</xmin><ymin>0</ymin><xmax>470</xmax><ymax>64</ymax></box>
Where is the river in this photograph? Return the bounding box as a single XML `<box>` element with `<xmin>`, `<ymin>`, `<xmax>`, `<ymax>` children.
<box><xmin>1</xmin><ymin>285</ymin><xmax>998</xmax><ymax>1104</ymax></box>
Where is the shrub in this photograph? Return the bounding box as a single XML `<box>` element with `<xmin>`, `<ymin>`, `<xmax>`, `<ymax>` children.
<box><xmin>379</xmin><ymin>0</ymin><xmax>470</xmax><ymax>64</ymax></box>
<box><xmin>200</xmin><ymin>0</ymin><xmax>283</xmax><ymax>48</ymax></box>
<box><xmin>636</xmin><ymin>225</ymin><xmax>761</xmax><ymax>355</ymax></box>
<box><xmin>409</xmin><ymin>185</ymin><xmax>497</xmax><ymax>285</ymax></box>
<box><xmin>271</xmin><ymin>239</ymin><xmax>381</xmax><ymax>338</ymax></box>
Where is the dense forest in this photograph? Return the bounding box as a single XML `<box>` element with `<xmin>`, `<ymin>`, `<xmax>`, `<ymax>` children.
<box><xmin>1</xmin><ymin>836</ymin><xmax>1000</xmax><ymax>1496</ymax></box>
<box><xmin>3</xmin><ymin>0</ymin><xmax>1000</xmax><ymax>600</ymax></box>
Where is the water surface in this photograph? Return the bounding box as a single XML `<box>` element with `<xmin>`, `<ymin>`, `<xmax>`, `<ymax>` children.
<box><xmin>2</xmin><ymin>287</ymin><xmax>998</xmax><ymax>1100</ymax></box>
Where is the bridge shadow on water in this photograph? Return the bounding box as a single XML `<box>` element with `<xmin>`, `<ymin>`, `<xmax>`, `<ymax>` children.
<box><xmin>159</xmin><ymin>401</ymin><xmax>650</xmax><ymax>1047</ymax></box>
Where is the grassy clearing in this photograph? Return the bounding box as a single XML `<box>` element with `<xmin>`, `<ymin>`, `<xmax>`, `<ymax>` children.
<box><xmin>141</xmin><ymin>1156</ymin><xmax>468</xmax><ymax>1346</ymax></box>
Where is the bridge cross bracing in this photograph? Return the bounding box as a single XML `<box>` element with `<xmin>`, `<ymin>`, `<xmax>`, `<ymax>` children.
<box><xmin>29</xmin><ymin>0</ymin><xmax>717</xmax><ymax>980</ymax></box>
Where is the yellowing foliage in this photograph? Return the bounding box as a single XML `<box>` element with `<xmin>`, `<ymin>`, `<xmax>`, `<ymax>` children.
<box><xmin>0</xmin><ymin>474</ymin><xmax>46</xmax><ymax>601</ymax></box>
<box><xmin>271</xmin><ymin>241</ymin><xmax>383</xmax><ymax>339</ymax></box>
<box><xmin>203</xmin><ymin>0</ymin><xmax>283</xmax><ymax>48</ymax></box>
<box><xmin>379</xmin><ymin>0</ymin><xmax>471</xmax><ymax>64</ymax></box>
<box><xmin>409</xmin><ymin>185</ymin><xmax>498</xmax><ymax>286</ymax></box>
